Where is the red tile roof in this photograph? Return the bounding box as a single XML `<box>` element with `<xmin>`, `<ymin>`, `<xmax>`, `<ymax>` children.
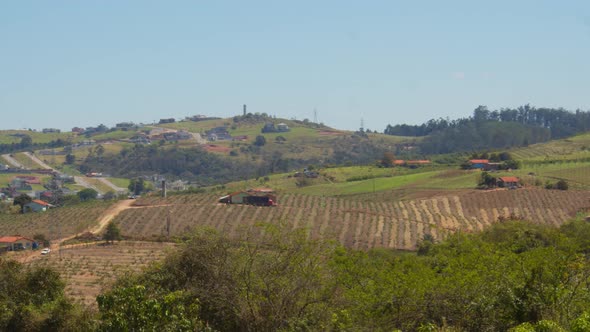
<box><xmin>469</xmin><ymin>159</ymin><xmax>489</xmax><ymax>164</ymax></box>
<box><xmin>0</xmin><ymin>236</ymin><xmax>34</xmax><ymax>243</ymax></box>
<box><xmin>499</xmin><ymin>176</ymin><xmax>519</xmax><ymax>182</ymax></box>
<box><xmin>30</xmin><ymin>199</ymin><xmax>50</xmax><ymax>206</ymax></box>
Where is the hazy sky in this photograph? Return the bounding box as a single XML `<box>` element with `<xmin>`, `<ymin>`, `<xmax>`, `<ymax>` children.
<box><xmin>1</xmin><ymin>1</ymin><xmax>589</xmax><ymax>131</ymax></box>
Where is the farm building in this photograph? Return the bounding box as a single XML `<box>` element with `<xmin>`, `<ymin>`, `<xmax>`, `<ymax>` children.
<box><xmin>207</xmin><ymin>127</ymin><xmax>232</xmax><ymax>141</ymax></box>
<box><xmin>469</xmin><ymin>159</ymin><xmax>489</xmax><ymax>169</ymax></box>
<box><xmin>277</xmin><ymin>123</ymin><xmax>290</xmax><ymax>132</ymax></box>
<box><xmin>219</xmin><ymin>188</ymin><xmax>277</xmax><ymax>206</ymax></box>
<box><xmin>24</xmin><ymin>199</ymin><xmax>53</xmax><ymax>213</ymax></box>
<box><xmin>0</xmin><ymin>236</ymin><xmax>37</xmax><ymax>251</ymax></box>
<box><xmin>498</xmin><ymin>176</ymin><xmax>519</xmax><ymax>188</ymax></box>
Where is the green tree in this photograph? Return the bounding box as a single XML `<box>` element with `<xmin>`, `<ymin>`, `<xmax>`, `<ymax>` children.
<box><xmin>20</xmin><ymin>135</ymin><xmax>32</xmax><ymax>148</ymax></box>
<box><xmin>128</xmin><ymin>178</ymin><xmax>145</xmax><ymax>195</ymax></box>
<box><xmin>13</xmin><ymin>193</ymin><xmax>32</xmax><ymax>213</ymax></box>
<box><xmin>77</xmin><ymin>188</ymin><xmax>98</xmax><ymax>202</ymax></box>
<box><xmin>97</xmin><ymin>286</ymin><xmax>210</xmax><ymax>331</ymax></box>
<box><xmin>555</xmin><ymin>179</ymin><xmax>569</xmax><ymax>190</ymax></box>
<box><xmin>65</xmin><ymin>153</ymin><xmax>75</xmax><ymax>165</ymax></box>
<box><xmin>478</xmin><ymin>171</ymin><xmax>496</xmax><ymax>188</ymax></box>
<box><xmin>33</xmin><ymin>233</ymin><xmax>50</xmax><ymax>248</ymax></box>
<box><xmin>380</xmin><ymin>152</ymin><xmax>396</xmax><ymax>167</ymax></box>
<box><xmin>254</xmin><ymin>135</ymin><xmax>267</xmax><ymax>146</ymax></box>
<box><xmin>104</xmin><ymin>221</ymin><xmax>121</xmax><ymax>244</ymax></box>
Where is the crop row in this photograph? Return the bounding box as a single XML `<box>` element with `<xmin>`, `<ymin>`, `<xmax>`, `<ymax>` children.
<box><xmin>30</xmin><ymin>241</ymin><xmax>176</xmax><ymax>307</ymax></box>
<box><xmin>0</xmin><ymin>201</ymin><xmax>113</xmax><ymax>240</ymax></box>
<box><xmin>114</xmin><ymin>189</ymin><xmax>590</xmax><ymax>251</ymax></box>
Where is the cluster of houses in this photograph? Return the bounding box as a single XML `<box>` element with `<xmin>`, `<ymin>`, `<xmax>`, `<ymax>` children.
<box><xmin>0</xmin><ymin>172</ymin><xmax>76</xmax><ymax>212</ymax></box>
<box><xmin>145</xmin><ymin>128</ymin><xmax>194</xmax><ymax>142</ymax></box>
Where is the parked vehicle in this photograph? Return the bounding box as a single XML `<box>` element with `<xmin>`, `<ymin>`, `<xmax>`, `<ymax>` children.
<box><xmin>41</xmin><ymin>248</ymin><xmax>51</xmax><ymax>255</ymax></box>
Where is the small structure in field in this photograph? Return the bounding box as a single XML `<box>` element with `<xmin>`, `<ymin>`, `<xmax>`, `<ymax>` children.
<box><xmin>498</xmin><ymin>176</ymin><xmax>519</xmax><ymax>188</ymax></box>
<box><xmin>469</xmin><ymin>159</ymin><xmax>490</xmax><ymax>169</ymax></box>
<box><xmin>219</xmin><ymin>188</ymin><xmax>277</xmax><ymax>206</ymax></box>
<box><xmin>0</xmin><ymin>235</ymin><xmax>37</xmax><ymax>251</ymax></box>
<box><xmin>24</xmin><ymin>199</ymin><xmax>53</xmax><ymax>213</ymax></box>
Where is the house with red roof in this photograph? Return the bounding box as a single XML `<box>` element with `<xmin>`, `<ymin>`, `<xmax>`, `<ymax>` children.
<box><xmin>0</xmin><ymin>235</ymin><xmax>37</xmax><ymax>251</ymax></box>
<box><xmin>469</xmin><ymin>159</ymin><xmax>490</xmax><ymax>169</ymax></box>
<box><xmin>24</xmin><ymin>199</ymin><xmax>53</xmax><ymax>213</ymax></box>
<box><xmin>498</xmin><ymin>176</ymin><xmax>519</xmax><ymax>188</ymax></box>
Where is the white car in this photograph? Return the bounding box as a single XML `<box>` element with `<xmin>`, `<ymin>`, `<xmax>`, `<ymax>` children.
<box><xmin>41</xmin><ymin>248</ymin><xmax>51</xmax><ymax>255</ymax></box>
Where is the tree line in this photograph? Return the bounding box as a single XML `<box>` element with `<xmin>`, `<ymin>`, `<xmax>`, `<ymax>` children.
<box><xmin>384</xmin><ymin>105</ymin><xmax>590</xmax><ymax>154</ymax></box>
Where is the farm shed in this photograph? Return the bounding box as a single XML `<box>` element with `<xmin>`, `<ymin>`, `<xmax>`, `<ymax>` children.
<box><xmin>0</xmin><ymin>236</ymin><xmax>37</xmax><ymax>251</ymax></box>
<box><xmin>498</xmin><ymin>176</ymin><xmax>519</xmax><ymax>188</ymax></box>
<box><xmin>469</xmin><ymin>159</ymin><xmax>489</xmax><ymax>169</ymax></box>
<box><xmin>24</xmin><ymin>199</ymin><xmax>53</xmax><ymax>213</ymax></box>
<box><xmin>219</xmin><ymin>188</ymin><xmax>277</xmax><ymax>206</ymax></box>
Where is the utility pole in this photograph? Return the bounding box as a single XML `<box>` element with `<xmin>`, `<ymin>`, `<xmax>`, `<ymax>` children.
<box><xmin>166</xmin><ymin>209</ymin><xmax>171</xmax><ymax>238</ymax></box>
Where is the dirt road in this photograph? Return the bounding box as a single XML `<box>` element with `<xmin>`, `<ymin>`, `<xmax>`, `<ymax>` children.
<box><xmin>18</xmin><ymin>199</ymin><xmax>136</xmax><ymax>263</ymax></box>
<box><xmin>1</xmin><ymin>154</ymin><xmax>23</xmax><ymax>168</ymax></box>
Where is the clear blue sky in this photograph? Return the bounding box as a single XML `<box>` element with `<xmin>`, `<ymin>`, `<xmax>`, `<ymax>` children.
<box><xmin>1</xmin><ymin>1</ymin><xmax>589</xmax><ymax>131</ymax></box>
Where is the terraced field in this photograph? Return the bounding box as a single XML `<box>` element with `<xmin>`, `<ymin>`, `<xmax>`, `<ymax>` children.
<box><xmin>113</xmin><ymin>189</ymin><xmax>590</xmax><ymax>251</ymax></box>
<box><xmin>29</xmin><ymin>241</ymin><xmax>175</xmax><ymax>307</ymax></box>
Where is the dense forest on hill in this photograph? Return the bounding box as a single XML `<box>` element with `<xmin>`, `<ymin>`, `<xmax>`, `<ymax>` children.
<box><xmin>80</xmin><ymin>134</ymin><xmax>389</xmax><ymax>184</ymax></box>
<box><xmin>385</xmin><ymin>105</ymin><xmax>590</xmax><ymax>154</ymax></box>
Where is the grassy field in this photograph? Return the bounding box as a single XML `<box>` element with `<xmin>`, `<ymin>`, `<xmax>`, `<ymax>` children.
<box><xmin>0</xmin><ymin>130</ymin><xmax>73</xmax><ymax>144</ymax></box>
<box><xmin>108</xmin><ymin>177</ymin><xmax>130</xmax><ymax>189</ymax></box>
<box><xmin>511</xmin><ymin>133</ymin><xmax>590</xmax><ymax>161</ymax></box>
<box><xmin>11</xmin><ymin>153</ymin><xmax>39</xmax><ymax>169</ymax></box>
<box><xmin>83</xmin><ymin>178</ymin><xmax>116</xmax><ymax>193</ymax></box>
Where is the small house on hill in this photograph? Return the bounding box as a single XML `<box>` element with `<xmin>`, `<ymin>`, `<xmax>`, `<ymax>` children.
<box><xmin>24</xmin><ymin>199</ymin><xmax>53</xmax><ymax>213</ymax></box>
<box><xmin>207</xmin><ymin>127</ymin><xmax>232</xmax><ymax>141</ymax></box>
<box><xmin>277</xmin><ymin>123</ymin><xmax>290</xmax><ymax>132</ymax></box>
<box><xmin>498</xmin><ymin>176</ymin><xmax>519</xmax><ymax>188</ymax></box>
<box><xmin>0</xmin><ymin>236</ymin><xmax>37</xmax><ymax>251</ymax></box>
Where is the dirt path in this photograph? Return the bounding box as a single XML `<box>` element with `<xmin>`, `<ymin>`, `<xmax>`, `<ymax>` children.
<box><xmin>24</xmin><ymin>152</ymin><xmax>52</xmax><ymax>170</ymax></box>
<box><xmin>18</xmin><ymin>199</ymin><xmax>136</xmax><ymax>263</ymax></box>
<box><xmin>1</xmin><ymin>154</ymin><xmax>23</xmax><ymax>168</ymax></box>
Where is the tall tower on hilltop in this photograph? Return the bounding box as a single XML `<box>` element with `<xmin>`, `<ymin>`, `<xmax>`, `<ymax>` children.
<box><xmin>243</xmin><ymin>104</ymin><xmax>247</xmax><ymax>116</ymax></box>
